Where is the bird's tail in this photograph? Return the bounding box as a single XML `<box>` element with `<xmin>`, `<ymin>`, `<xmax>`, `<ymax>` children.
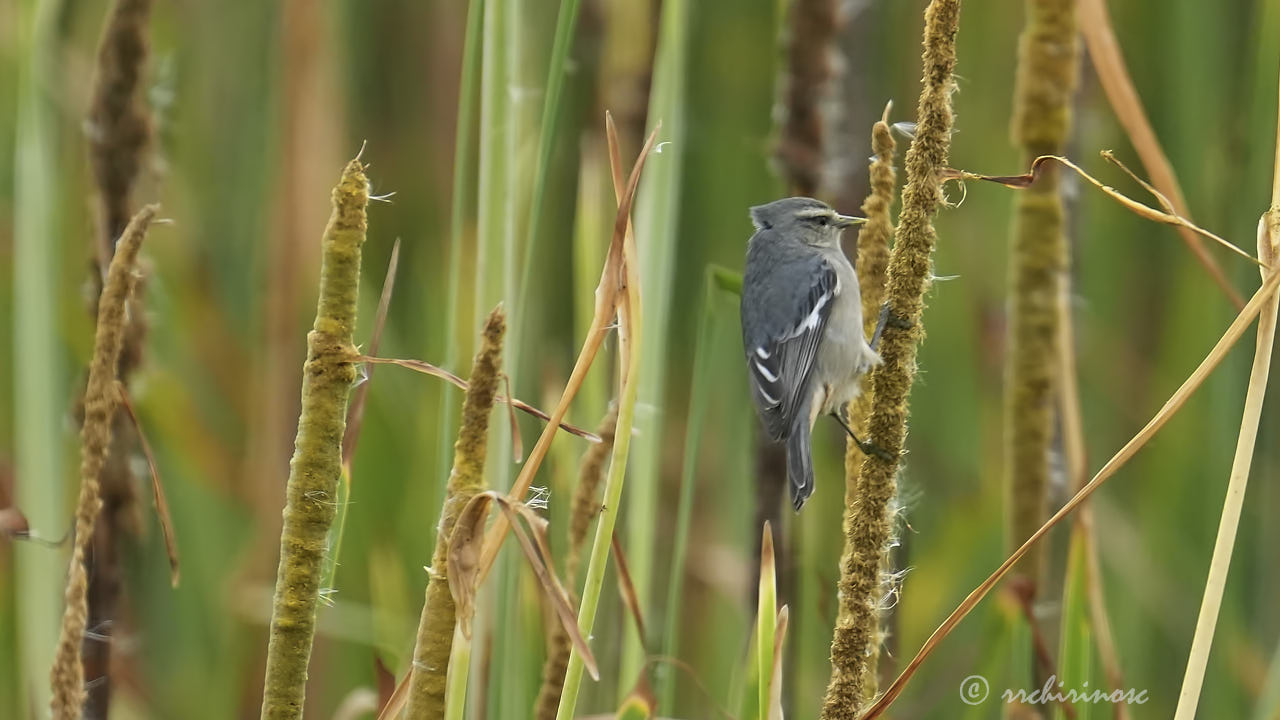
<box><xmin>786</xmin><ymin>414</ymin><xmax>815</xmax><ymax>511</ymax></box>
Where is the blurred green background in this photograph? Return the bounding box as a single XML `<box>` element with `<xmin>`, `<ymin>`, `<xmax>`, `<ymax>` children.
<box><xmin>2</xmin><ymin>0</ymin><xmax>1280</xmax><ymax>718</ymax></box>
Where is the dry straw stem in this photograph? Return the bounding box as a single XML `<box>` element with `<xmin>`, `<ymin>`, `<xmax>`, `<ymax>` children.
<box><xmin>1078</xmin><ymin>0</ymin><xmax>1244</xmax><ymax>308</ymax></box>
<box><xmin>1174</xmin><ymin>89</ymin><xmax>1280</xmax><ymax>716</ymax></box>
<box><xmin>832</xmin><ymin>102</ymin><xmax>897</xmax><ymax>704</ymax></box>
<box><xmin>343</xmin><ymin>238</ymin><xmax>400</xmax><ymax>471</ymax></box>
<box><xmin>259</xmin><ymin>157</ymin><xmax>368</xmax><ymax>720</ymax></box>
<box><xmin>535</xmin><ymin>407</ymin><xmax>617</xmax><ymax>720</ymax></box>
<box><xmin>821</xmin><ymin>0</ymin><xmax>961</xmax><ymax>717</ymax></box>
<box><xmin>403</xmin><ymin>307</ymin><xmax>505</xmax><ymax>720</ymax></box>
<box><xmin>115</xmin><ymin>383</ymin><xmax>179</xmax><ymax>586</ymax></box>
<box><xmin>359</xmin><ymin>355</ymin><xmax>599</xmax><ymax>442</ymax></box>
<box><xmin>864</xmin><ymin>268</ymin><xmax>1280</xmax><ymax>719</ymax></box>
<box><xmin>1004</xmin><ymin>0</ymin><xmax>1078</xmax><ymax>588</ymax></box>
<box><xmin>49</xmin><ymin>204</ymin><xmax>157</xmax><ymax>720</ymax></box>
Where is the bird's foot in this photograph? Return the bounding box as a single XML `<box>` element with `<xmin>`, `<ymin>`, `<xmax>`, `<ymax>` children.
<box><xmin>858</xmin><ymin>437</ymin><xmax>896</xmax><ymax>462</ymax></box>
<box><xmin>870</xmin><ymin>304</ymin><xmax>913</xmax><ymax>350</ymax></box>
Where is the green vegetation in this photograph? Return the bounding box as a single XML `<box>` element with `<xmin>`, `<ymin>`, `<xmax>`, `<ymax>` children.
<box><xmin>2</xmin><ymin>1</ymin><xmax>1280</xmax><ymax>719</ymax></box>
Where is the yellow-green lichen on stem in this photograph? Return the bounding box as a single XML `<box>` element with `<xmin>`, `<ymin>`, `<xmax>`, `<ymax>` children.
<box><xmin>259</xmin><ymin>158</ymin><xmax>368</xmax><ymax>720</ymax></box>
<box><xmin>831</xmin><ymin>111</ymin><xmax>897</xmax><ymax>705</ymax></box>
<box><xmin>1005</xmin><ymin>0</ymin><xmax>1078</xmax><ymax>588</ymax></box>
<box><xmin>50</xmin><ymin>204</ymin><xmax>158</xmax><ymax>720</ymax></box>
<box><xmin>404</xmin><ymin>307</ymin><xmax>506</xmax><ymax>720</ymax></box>
<box><xmin>821</xmin><ymin>1</ymin><xmax>961</xmax><ymax>717</ymax></box>
<box><xmin>534</xmin><ymin>406</ymin><xmax>618</xmax><ymax>720</ymax></box>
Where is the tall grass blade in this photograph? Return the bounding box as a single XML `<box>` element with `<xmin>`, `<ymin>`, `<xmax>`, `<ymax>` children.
<box><xmin>516</xmin><ymin>0</ymin><xmax>585</xmax><ymax>335</ymax></box>
<box><xmin>436</xmin><ymin>0</ymin><xmax>486</xmax><ymax>520</ymax></box>
<box><xmin>756</xmin><ymin>523</ymin><xmax>776</xmax><ymax>720</ymax></box>
<box><xmin>12</xmin><ymin>0</ymin><xmax>65</xmax><ymax>713</ymax></box>
<box><xmin>1053</xmin><ymin>528</ymin><xmax>1093</xmax><ymax>720</ymax></box>
<box><xmin>623</xmin><ymin>0</ymin><xmax>691</xmax><ymax>687</ymax></box>
<box><xmin>657</xmin><ymin>264</ymin><xmax>737</xmax><ymax>712</ymax></box>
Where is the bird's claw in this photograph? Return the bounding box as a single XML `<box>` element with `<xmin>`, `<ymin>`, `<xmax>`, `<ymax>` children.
<box><xmin>858</xmin><ymin>438</ymin><xmax>896</xmax><ymax>462</ymax></box>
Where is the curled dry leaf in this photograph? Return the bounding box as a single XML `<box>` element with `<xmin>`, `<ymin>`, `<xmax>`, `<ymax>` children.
<box><xmin>444</xmin><ymin>492</ymin><xmax>494</xmax><ymax>639</ymax></box>
<box><xmin>445</xmin><ymin>491</ymin><xmax>599</xmax><ymax>680</ymax></box>
<box><xmin>945</xmin><ymin>153</ymin><xmax>1264</xmax><ymax>268</ymax></box>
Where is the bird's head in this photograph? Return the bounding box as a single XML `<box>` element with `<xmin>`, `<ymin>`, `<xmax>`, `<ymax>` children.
<box><xmin>748</xmin><ymin>196</ymin><xmax>866</xmax><ymax>247</ymax></box>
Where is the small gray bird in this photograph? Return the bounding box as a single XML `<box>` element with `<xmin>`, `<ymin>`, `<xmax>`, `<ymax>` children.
<box><xmin>740</xmin><ymin>197</ymin><xmax>889</xmax><ymax>511</ymax></box>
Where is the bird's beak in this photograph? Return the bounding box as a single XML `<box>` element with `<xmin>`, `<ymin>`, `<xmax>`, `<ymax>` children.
<box><xmin>834</xmin><ymin>214</ymin><xmax>868</xmax><ymax>228</ymax></box>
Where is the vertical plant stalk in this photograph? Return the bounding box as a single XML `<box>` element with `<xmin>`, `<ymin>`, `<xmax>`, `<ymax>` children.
<box><xmin>405</xmin><ymin>307</ymin><xmax>506</xmax><ymax>720</ymax></box>
<box><xmin>820</xmin><ymin>1</ymin><xmax>962</xmax><ymax>716</ymax></box>
<box><xmin>82</xmin><ymin>1</ymin><xmax>155</xmax><ymax>715</ymax></box>
<box><xmin>829</xmin><ymin>107</ymin><xmax>897</xmax><ymax>704</ymax></box>
<box><xmin>1004</xmin><ymin>0</ymin><xmax>1079</xmax><ymax>590</ymax></box>
<box><xmin>259</xmin><ymin>158</ymin><xmax>368</xmax><ymax>720</ymax></box>
<box><xmin>49</xmin><ymin>205</ymin><xmax>158</xmax><ymax>720</ymax></box>
<box><xmin>1174</xmin><ymin>85</ymin><xmax>1280</xmax><ymax>718</ymax></box>
<box><xmin>87</xmin><ymin>0</ymin><xmax>153</xmax><ymax>271</ymax></box>
<box><xmin>775</xmin><ymin>0</ymin><xmax>836</xmax><ymax>197</ymax></box>
<box><xmin>533</xmin><ymin>407</ymin><xmax>618</xmax><ymax>720</ymax></box>
<box><xmin>758</xmin><ymin>0</ymin><xmax>837</xmax><ymax>632</ymax></box>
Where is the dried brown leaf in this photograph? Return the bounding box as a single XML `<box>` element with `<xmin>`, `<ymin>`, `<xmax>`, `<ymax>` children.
<box><xmin>116</xmin><ymin>381</ymin><xmax>179</xmax><ymax>587</ymax></box>
<box><xmin>611</xmin><ymin>531</ymin><xmax>648</xmax><ymax>645</ymax></box>
<box><xmin>447</xmin><ymin>492</ymin><xmax>599</xmax><ymax>680</ymax></box>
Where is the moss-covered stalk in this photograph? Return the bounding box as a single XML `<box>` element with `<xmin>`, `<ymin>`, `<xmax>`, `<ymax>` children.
<box><xmin>49</xmin><ymin>205</ymin><xmax>157</xmax><ymax>720</ymax></box>
<box><xmin>534</xmin><ymin>407</ymin><xmax>618</xmax><ymax>720</ymax></box>
<box><xmin>1004</xmin><ymin>0</ymin><xmax>1079</xmax><ymax>588</ymax></box>
<box><xmin>404</xmin><ymin>308</ymin><xmax>506</xmax><ymax>720</ymax></box>
<box><xmin>259</xmin><ymin>158</ymin><xmax>368</xmax><ymax>720</ymax></box>
<box><xmin>821</xmin><ymin>1</ymin><xmax>961</xmax><ymax>716</ymax></box>
<box><xmin>829</xmin><ymin>114</ymin><xmax>897</xmax><ymax>704</ymax></box>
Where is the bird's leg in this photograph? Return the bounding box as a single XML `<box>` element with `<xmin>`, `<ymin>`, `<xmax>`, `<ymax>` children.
<box><xmin>869</xmin><ymin>302</ymin><xmax>914</xmax><ymax>351</ymax></box>
<box><xmin>830</xmin><ymin>410</ymin><xmax>894</xmax><ymax>461</ymax></box>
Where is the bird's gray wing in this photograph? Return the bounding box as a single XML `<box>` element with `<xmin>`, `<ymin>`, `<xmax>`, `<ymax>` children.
<box><xmin>741</xmin><ymin>240</ymin><xmax>838</xmax><ymax>440</ymax></box>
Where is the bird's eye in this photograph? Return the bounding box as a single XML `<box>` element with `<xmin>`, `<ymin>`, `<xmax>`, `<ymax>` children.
<box><xmin>815</xmin><ymin>216</ymin><xmax>829</xmax><ymax>226</ymax></box>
